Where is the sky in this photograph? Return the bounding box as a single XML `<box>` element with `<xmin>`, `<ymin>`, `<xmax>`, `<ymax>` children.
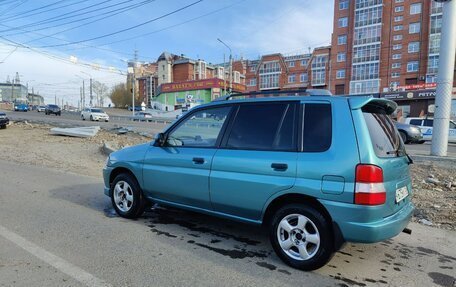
<box><xmin>0</xmin><ymin>0</ymin><xmax>334</xmax><ymax>106</ymax></box>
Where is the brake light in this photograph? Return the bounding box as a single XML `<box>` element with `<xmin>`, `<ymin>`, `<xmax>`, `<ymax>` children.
<box><xmin>355</xmin><ymin>164</ymin><xmax>386</xmax><ymax>205</ymax></box>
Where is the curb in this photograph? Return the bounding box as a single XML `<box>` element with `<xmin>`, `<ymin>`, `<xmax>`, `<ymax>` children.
<box><xmin>411</xmin><ymin>154</ymin><xmax>456</xmax><ymax>163</ymax></box>
<box><xmin>101</xmin><ymin>143</ymin><xmax>118</xmax><ymax>156</ymax></box>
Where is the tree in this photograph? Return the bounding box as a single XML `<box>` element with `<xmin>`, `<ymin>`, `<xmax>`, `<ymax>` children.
<box><xmin>109</xmin><ymin>83</ymin><xmax>131</xmax><ymax>108</ymax></box>
<box><xmin>92</xmin><ymin>80</ymin><xmax>109</xmax><ymax>107</ymax></box>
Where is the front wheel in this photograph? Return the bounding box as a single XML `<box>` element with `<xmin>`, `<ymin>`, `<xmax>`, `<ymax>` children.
<box><xmin>111</xmin><ymin>173</ymin><xmax>146</xmax><ymax>219</ymax></box>
<box><xmin>270</xmin><ymin>204</ymin><xmax>334</xmax><ymax>271</ymax></box>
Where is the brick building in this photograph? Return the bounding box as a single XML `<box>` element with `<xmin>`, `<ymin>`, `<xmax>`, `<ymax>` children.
<box><xmin>242</xmin><ymin>46</ymin><xmax>332</xmax><ymax>92</ymax></box>
<box><xmin>330</xmin><ymin>0</ymin><xmax>454</xmax><ymax>96</ymax></box>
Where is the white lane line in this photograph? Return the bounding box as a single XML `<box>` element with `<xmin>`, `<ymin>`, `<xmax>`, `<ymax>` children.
<box><xmin>0</xmin><ymin>225</ymin><xmax>112</xmax><ymax>287</ymax></box>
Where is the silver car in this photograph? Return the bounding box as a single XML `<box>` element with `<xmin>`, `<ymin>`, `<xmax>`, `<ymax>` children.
<box><xmin>394</xmin><ymin>121</ymin><xmax>424</xmax><ymax>144</ymax></box>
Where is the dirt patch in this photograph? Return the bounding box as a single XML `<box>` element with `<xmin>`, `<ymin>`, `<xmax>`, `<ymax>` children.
<box><xmin>0</xmin><ymin>121</ymin><xmax>149</xmax><ymax>177</ymax></box>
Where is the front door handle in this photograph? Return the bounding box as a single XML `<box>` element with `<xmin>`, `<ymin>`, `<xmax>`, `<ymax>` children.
<box><xmin>271</xmin><ymin>163</ymin><xmax>288</xmax><ymax>171</ymax></box>
<box><xmin>192</xmin><ymin>157</ymin><xmax>205</xmax><ymax>164</ymax></box>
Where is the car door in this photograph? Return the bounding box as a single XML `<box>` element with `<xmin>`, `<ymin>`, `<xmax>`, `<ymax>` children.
<box><xmin>210</xmin><ymin>102</ymin><xmax>299</xmax><ymax>221</ymax></box>
<box><xmin>448</xmin><ymin>120</ymin><xmax>456</xmax><ymax>142</ymax></box>
<box><xmin>142</xmin><ymin>105</ymin><xmax>232</xmax><ymax>210</ymax></box>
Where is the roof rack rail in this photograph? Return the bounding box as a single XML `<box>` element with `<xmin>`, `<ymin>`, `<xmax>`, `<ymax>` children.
<box><xmin>213</xmin><ymin>89</ymin><xmax>332</xmax><ymax>101</ymax></box>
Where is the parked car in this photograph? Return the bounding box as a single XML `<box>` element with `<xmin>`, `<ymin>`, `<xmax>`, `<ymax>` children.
<box><xmin>45</xmin><ymin>104</ymin><xmax>61</xmax><ymax>116</ymax></box>
<box><xmin>0</xmin><ymin>112</ymin><xmax>9</xmax><ymax>129</ymax></box>
<box><xmin>128</xmin><ymin>106</ymin><xmax>142</xmax><ymax>112</ymax></box>
<box><xmin>404</xmin><ymin>117</ymin><xmax>456</xmax><ymax>143</ymax></box>
<box><xmin>14</xmin><ymin>103</ymin><xmax>28</xmax><ymax>112</ymax></box>
<box><xmin>103</xmin><ymin>90</ymin><xmax>414</xmax><ymax>271</ymax></box>
<box><xmin>394</xmin><ymin>121</ymin><xmax>424</xmax><ymax>144</ymax></box>
<box><xmin>81</xmin><ymin>108</ymin><xmax>109</xmax><ymax>122</ymax></box>
<box><xmin>131</xmin><ymin>112</ymin><xmax>153</xmax><ymax>122</ymax></box>
<box><xmin>37</xmin><ymin>106</ymin><xmax>46</xmax><ymax>112</ymax></box>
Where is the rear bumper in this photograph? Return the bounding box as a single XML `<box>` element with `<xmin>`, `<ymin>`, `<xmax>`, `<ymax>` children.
<box><xmin>321</xmin><ymin>199</ymin><xmax>414</xmax><ymax>243</ymax></box>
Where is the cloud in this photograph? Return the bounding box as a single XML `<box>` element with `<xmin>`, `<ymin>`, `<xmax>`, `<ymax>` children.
<box><xmin>230</xmin><ymin>0</ymin><xmax>333</xmax><ymax>57</ymax></box>
<box><xmin>0</xmin><ymin>43</ymin><xmax>125</xmax><ymax>106</ymax></box>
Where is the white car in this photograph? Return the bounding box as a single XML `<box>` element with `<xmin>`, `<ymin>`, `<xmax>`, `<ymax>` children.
<box><xmin>81</xmin><ymin>108</ymin><xmax>109</xmax><ymax>122</ymax></box>
<box><xmin>404</xmin><ymin>117</ymin><xmax>456</xmax><ymax>143</ymax></box>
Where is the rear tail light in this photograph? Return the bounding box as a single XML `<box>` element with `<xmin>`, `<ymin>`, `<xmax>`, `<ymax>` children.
<box><xmin>355</xmin><ymin>164</ymin><xmax>386</xmax><ymax>205</ymax></box>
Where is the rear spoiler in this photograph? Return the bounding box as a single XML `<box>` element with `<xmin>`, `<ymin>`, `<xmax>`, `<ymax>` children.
<box><xmin>349</xmin><ymin>96</ymin><xmax>397</xmax><ymax>115</ymax></box>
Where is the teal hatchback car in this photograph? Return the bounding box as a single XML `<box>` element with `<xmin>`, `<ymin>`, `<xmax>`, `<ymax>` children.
<box><xmin>103</xmin><ymin>90</ymin><xmax>414</xmax><ymax>270</ymax></box>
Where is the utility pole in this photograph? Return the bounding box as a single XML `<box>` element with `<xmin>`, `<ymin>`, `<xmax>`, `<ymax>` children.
<box><xmin>89</xmin><ymin>78</ymin><xmax>93</xmax><ymax>107</ymax></box>
<box><xmin>431</xmin><ymin>0</ymin><xmax>456</xmax><ymax>156</ymax></box>
<box><xmin>82</xmin><ymin>80</ymin><xmax>85</xmax><ymax>108</ymax></box>
<box><xmin>223</xmin><ymin>54</ymin><xmax>227</xmax><ymax>95</ymax></box>
<box><xmin>132</xmin><ymin>50</ymin><xmax>138</xmax><ymax>116</ymax></box>
<box><xmin>80</xmin><ymin>87</ymin><xmax>82</xmax><ymax>110</ymax></box>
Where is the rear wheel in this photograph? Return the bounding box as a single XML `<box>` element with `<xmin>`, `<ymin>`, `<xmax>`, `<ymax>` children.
<box><xmin>270</xmin><ymin>204</ymin><xmax>333</xmax><ymax>271</ymax></box>
<box><xmin>90</xmin><ymin>115</ymin><xmax>93</xmax><ymax>121</ymax></box>
<box><xmin>81</xmin><ymin>115</ymin><xmax>85</xmax><ymax>121</ymax></box>
<box><xmin>111</xmin><ymin>173</ymin><xmax>146</xmax><ymax>219</ymax></box>
<box><xmin>399</xmin><ymin>131</ymin><xmax>407</xmax><ymax>144</ymax></box>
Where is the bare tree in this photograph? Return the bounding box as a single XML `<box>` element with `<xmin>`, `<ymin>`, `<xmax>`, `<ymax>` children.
<box><xmin>92</xmin><ymin>81</ymin><xmax>109</xmax><ymax>107</ymax></box>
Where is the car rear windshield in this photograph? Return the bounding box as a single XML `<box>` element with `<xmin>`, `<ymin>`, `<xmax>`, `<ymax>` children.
<box><xmin>363</xmin><ymin>107</ymin><xmax>405</xmax><ymax>158</ymax></box>
<box><xmin>49</xmin><ymin>105</ymin><xmax>58</xmax><ymax>108</ymax></box>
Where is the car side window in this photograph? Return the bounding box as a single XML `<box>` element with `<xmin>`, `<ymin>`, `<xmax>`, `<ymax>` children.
<box><xmin>409</xmin><ymin>119</ymin><xmax>422</xmax><ymax>126</ymax></box>
<box><xmin>424</xmin><ymin>119</ymin><xmax>434</xmax><ymax>127</ymax></box>
<box><xmin>226</xmin><ymin>103</ymin><xmax>297</xmax><ymax>151</ymax></box>
<box><xmin>450</xmin><ymin>121</ymin><xmax>456</xmax><ymax>129</ymax></box>
<box><xmin>167</xmin><ymin>106</ymin><xmax>231</xmax><ymax>148</ymax></box>
<box><xmin>303</xmin><ymin>103</ymin><xmax>332</xmax><ymax>152</ymax></box>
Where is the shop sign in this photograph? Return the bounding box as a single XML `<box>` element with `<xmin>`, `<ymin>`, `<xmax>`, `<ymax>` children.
<box><xmin>381</xmin><ymin>89</ymin><xmax>436</xmax><ymax>101</ymax></box>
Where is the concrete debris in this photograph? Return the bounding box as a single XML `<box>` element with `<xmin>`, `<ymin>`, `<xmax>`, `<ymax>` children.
<box><xmin>425</xmin><ymin>178</ymin><xmax>440</xmax><ymax>185</ymax></box>
<box><xmin>102</xmin><ymin>142</ymin><xmax>118</xmax><ymax>155</ymax></box>
<box><xmin>418</xmin><ymin>219</ymin><xmax>433</xmax><ymax>226</ymax></box>
<box><xmin>50</xmin><ymin>126</ymin><xmax>100</xmax><ymax>138</ymax></box>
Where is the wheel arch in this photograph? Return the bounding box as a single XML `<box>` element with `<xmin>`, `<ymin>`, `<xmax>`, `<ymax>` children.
<box><xmin>262</xmin><ymin>193</ymin><xmax>345</xmax><ymax>251</ymax></box>
<box><xmin>109</xmin><ymin>167</ymin><xmax>141</xmax><ymax>194</ymax></box>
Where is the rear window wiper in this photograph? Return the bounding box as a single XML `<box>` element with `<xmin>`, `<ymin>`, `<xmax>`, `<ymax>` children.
<box><xmin>386</xmin><ymin>147</ymin><xmax>413</xmax><ymax>165</ymax></box>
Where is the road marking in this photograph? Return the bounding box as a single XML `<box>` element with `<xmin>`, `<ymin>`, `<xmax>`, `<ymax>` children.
<box><xmin>0</xmin><ymin>225</ymin><xmax>112</xmax><ymax>287</ymax></box>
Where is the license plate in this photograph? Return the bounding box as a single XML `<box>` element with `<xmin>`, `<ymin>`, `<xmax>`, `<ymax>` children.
<box><xmin>395</xmin><ymin>186</ymin><xmax>409</xmax><ymax>203</ymax></box>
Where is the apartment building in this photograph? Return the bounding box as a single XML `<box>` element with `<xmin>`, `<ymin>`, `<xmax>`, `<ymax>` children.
<box><xmin>330</xmin><ymin>0</ymin><xmax>453</xmax><ymax>96</ymax></box>
<box><xmin>244</xmin><ymin>47</ymin><xmax>331</xmax><ymax>92</ymax></box>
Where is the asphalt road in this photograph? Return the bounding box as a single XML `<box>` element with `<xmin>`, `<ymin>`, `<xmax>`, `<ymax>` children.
<box><xmin>0</xmin><ymin>160</ymin><xmax>455</xmax><ymax>287</ymax></box>
<box><xmin>2</xmin><ymin>110</ymin><xmax>170</xmax><ymax>136</ymax></box>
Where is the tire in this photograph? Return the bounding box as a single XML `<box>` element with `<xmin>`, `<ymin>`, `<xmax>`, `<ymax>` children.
<box><xmin>90</xmin><ymin>115</ymin><xmax>93</xmax><ymax>121</ymax></box>
<box><xmin>81</xmin><ymin>115</ymin><xmax>85</xmax><ymax>121</ymax></box>
<box><xmin>110</xmin><ymin>173</ymin><xmax>146</xmax><ymax>219</ymax></box>
<box><xmin>399</xmin><ymin>131</ymin><xmax>407</xmax><ymax>144</ymax></box>
<box><xmin>270</xmin><ymin>204</ymin><xmax>334</xmax><ymax>271</ymax></box>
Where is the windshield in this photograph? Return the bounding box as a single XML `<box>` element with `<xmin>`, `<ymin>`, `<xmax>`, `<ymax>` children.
<box><xmin>91</xmin><ymin>109</ymin><xmax>104</xmax><ymax>113</ymax></box>
<box><xmin>363</xmin><ymin>109</ymin><xmax>405</xmax><ymax>158</ymax></box>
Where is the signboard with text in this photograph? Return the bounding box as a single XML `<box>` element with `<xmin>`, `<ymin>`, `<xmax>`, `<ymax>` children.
<box><xmin>381</xmin><ymin>89</ymin><xmax>436</xmax><ymax>101</ymax></box>
<box><xmin>160</xmin><ymin>78</ymin><xmax>246</xmax><ymax>93</ymax></box>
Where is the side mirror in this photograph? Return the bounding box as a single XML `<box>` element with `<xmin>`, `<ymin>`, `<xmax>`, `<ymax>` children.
<box><xmin>154</xmin><ymin>132</ymin><xmax>166</xmax><ymax>147</ymax></box>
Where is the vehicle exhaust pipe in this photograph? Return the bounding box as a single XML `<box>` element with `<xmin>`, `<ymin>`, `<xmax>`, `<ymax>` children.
<box><xmin>402</xmin><ymin>228</ymin><xmax>412</xmax><ymax>235</ymax></box>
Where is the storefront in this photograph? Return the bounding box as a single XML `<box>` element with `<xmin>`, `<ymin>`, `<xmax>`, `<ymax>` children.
<box><xmin>153</xmin><ymin>78</ymin><xmax>246</xmax><ymax>111</ymax></box>
<box><xmin>380</xmin><ymin>89</ymin><xmax>438</xmax><ymax>118</ymax></box>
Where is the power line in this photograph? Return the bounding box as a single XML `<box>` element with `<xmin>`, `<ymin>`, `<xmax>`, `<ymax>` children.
<box><xmin>38</xmin><ymin>0</ymin><xmax>204</xmax><ymax>48</ymax></box>
<box><xmin>0</xmin><ymin>0</ymin><xmax>27</xmax><ymax>17</ymax></box>
<box><xmin>20</xmin><ymin>0</ymin><xmax>156</xmax><ymax>41</ymax></box>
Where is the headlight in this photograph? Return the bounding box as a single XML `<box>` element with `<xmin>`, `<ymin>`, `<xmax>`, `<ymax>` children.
<box><xmin>411</xmin><ymin>127</ymin><xmax>420</xmax><ymax>133</ymax></box>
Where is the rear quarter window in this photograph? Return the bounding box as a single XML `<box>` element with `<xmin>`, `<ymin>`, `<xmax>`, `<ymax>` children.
<box><xmin>303</xmin><ymin>103</ymin><xmax>332</xmax><ymax>152</ymax></box>
<box><xmin>363</xmin><ymin>111</ymin><xmax>404</xmax><ymax>158</ymax></box>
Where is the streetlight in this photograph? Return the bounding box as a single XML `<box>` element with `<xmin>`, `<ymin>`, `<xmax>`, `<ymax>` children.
<box><xmin>80</xmin><ymin>71</ymin><xmax>93</xmax><ymax>107</ymax></box>
<box><xmin>217</xmin><ymin>38</ymin><xmax>233</xmax><ymax>94</ymax></box>
<box><xmin>127</xmin><ymin>65</ymin><xmax>135</xmax><ymax>116</ymax></box>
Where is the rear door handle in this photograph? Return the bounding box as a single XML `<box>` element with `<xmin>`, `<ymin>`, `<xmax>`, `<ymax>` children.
<box><xmin>192</xmin><ymin>157</ymin><xmax>205</xmax><ymax>164</ymax></box>
<box><xmin>271</xmin><ymin>163</ymin><xmax>288</xmax><ymax>171</ymax></box>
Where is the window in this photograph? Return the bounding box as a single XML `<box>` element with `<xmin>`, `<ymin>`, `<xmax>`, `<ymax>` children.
<box><xmin>336</xmin><ymin>69</ymin><xmax>346</xmax><ymax>79</ymax></box>
<box><xmin>392</xmin><ymin>54</ymin><xmax>401</xmax><ymax>60</ymax></box>
<box><xmin>390</xmin><ymin>81</ymin><xmax>400</xmax><ymax>88</ymax></box>
<box><xmin>430</xmin><ymin>15</ymin><xmax>443</xmax><ymax>34</ymax></box>
<box><xmin>226</xmin><ymin>103</ymin><xmax>296</xmax><ymax>151</ymax></box>
<box><xmin>339</xmin><ymin>0</ymin><xmax>349</xmax><ymax>10</ymax></box>
<box><xmin>393</xmin><ymin>44</ymin><xmax>402</xmax><ymax>50</ymax></box>
<box><xmin>167</xmin><ymin>106</ymin><xmax>231</xmax><ymax>147</ymax></box>
<box><xmin>408</xmin><ymin>42</ymin><xmax>420</xmax><ymax>53</ymax></box>
<box><xmin>410</xmin><ymin>3</ymin><xmax>422</xmax><ymax>15</ymax></box>
<box><xmin>288</xmin><ymin>61</ymin><xmax>295</xmax><ymax>67</ymax></box>
<box><xmin>288</xmin><ymin>74</ymin><xmax>296</xmax><ymax>83</ymax></box>
<box><xmin>248</xmin><ymin>78</ymin><xmax>257</xmax><ymax>86</ymax></box>
<box><xmin>394</xmin><ymin>25</ymin><xmax>403</xmax><ymax>31</ymax></box>
<box><xmin>394</xmin><ymin>16</ymin><xmax>403</xmax><ymax>22</ymax></box>
<box><xmin>395</xmin><ymin>0</ymin><xmax>404</xmax><ymax>3</ymax></box>
<box><xmin>423</xmin><ymin>119</ymin><xmax>433</xmax><ymax>127</ymax></box>
<box><xmin>409</xmin><ymin>22</ymin><xmax>421</xmax><ymax>34</ymax></box>
<box><xmin>353</xmin><ymin>25</ymin><xmax>381</xmax><ymax>45</ymax></box>
<box><xmin>337</xmin><ymin>52</ymin><xmax>346</xmax><ymax>62</ymax></box>
<box><xmin>409</xmin><ymin>119</ymin><xmax>422</xmax><ymax>126</ymax></box>
<box><xmin>259</xmin><ymin>61</ymin><xmax>281</xmax><ymax>90</ymax></box>
<box><xmin>349</xmin><ymin>79</ymin><xmax>380</xmax><ymax>94</ymax></box>
<box><xmin>393</xmin><ymin>34</ymin><xmax>403</xmax><ymax>41</ymax></box>
<box><xmin>250</xmin><ymin>66</ymin><xmax>256</xmax><ymax>72</ymax></box>
<box><xmin>300</xmin><ymin>73</ymin><xmax>308</xmax><ymax>83</ymax></box>
<box><xmin>428</xmin><ymin>55</ymin><xmax>439</xmax><ymax>74</ymax></box>
<box><xmin>301</xmin><ymin>59</ymin><xmax>308</xmax><ymax>66</ymax></box>
<box><xmin>338</xmin><ymin>35</ymin><xmax>347</xmax><ymax>45</ymax></box>
<box><xmin>351</xmin><ymin>62</ymin><xmax>380</xmax><ymax>81</ymax></box>
<box><xmin>407</xmin><ymin>61</ymin><xmax>419</xmax><ymax>72</ymax></box>
<box><xmin>392</xmin><ymin>63</ymin><xmax>401</xmax><ymax>69</ymax></box>
<box><xmin>395</xmin><ymin>6</ymin><xmax>404</xmax><ymax>12</ymax></box>
<box><xmin>339</xmin><ymin>17</ymin><xmax>348</xmax><ymax>28</ymax></box>
<box><xmin>392</xmin><ymin>72</ymin><xmax>400</xmax><ymax>78</ymax></box>
<box><xmin>303</xmin><ymin>104</ymin><xmax>332</xmax><ymax>152</ymax></box>
<box><xmin>354</xmin><ymin>6</ymin><xmax>383</xmax><ymax>27</ymax></box>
